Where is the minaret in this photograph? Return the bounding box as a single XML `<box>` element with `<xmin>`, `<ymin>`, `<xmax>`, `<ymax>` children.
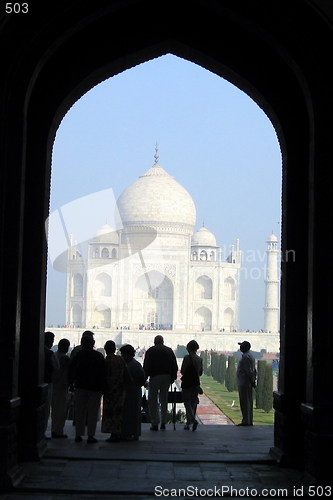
<box><xmin>263</xmin><ymin>233</ymin><xmax>280</xmax><ymax>332</ymax></box>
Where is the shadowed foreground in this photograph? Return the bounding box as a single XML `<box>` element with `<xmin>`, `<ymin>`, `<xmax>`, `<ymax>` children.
<box><xmin>0</xmin><ymin>421</ymin><xmax>316</xmax><ymax>499</ymax></box>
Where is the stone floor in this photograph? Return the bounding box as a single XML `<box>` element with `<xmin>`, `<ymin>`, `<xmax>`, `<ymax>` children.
<box><xmin>0</xmin><ymin>395</ymin><xmax>325</xmax><ymax>499</ymax></box>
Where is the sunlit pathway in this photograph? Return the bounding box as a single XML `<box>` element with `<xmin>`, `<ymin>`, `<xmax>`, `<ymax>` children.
<box><xmin>196</xmin><ymin>393</ymin><xmax>234</xmax><ymax>425</ymax></box>
<box><xmin>172</xmin><ymin>368</ymin><xmax>234</xmax><ymax>425</ymax></box>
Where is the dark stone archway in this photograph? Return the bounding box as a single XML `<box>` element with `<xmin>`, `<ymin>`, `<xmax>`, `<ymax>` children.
<box><xmin>1</xmin><ymin>0</ymin><xmax>332</xmax><ymax>487</ymax></box>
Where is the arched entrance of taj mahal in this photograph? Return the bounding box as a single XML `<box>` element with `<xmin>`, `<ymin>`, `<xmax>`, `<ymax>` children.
<box><xmin>135</xmin><ymin>272</ymin><xmax>174</xmax><ymax>329</ymax></box>
<box><xmin>0</xmin><ymin>0</ymin><xmax>333</xmax><ymax>487</ymax></box>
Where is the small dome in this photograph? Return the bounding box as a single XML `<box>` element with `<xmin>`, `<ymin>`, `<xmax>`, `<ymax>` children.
<box><xmin>192</xmin><ymin>226</ymin><xmax>218</xmax><ymax>247</ymax></box>
<box><xmin>267</xmin><ymin>233</ymin><xmax>278</xmax><ymax>242</ymax></box>
<box><xmin>96</xmin><ymin>224</ymin><xmax>113</xmax><ymax>236</ymax></box>
<box><xmin>93</xmin><ymin>224</ymin><xmax>119</xmax><ymax>244</ymax></box>
<box><xmin>117</xmin><ymin>162</ymin><xmax>196</xmax><ymax>232</ymax></box>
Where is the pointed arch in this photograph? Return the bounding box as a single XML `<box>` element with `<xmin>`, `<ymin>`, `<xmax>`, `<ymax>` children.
<box><xmin>224</xmin><ymin>307</ymin><xmax>234</xmax><ymax>331</ymax></box>
<box><xmin>101</xmin><ymin>247</ymin><xmax>110</xmax><ymax>258</ymax></box>
<box><xmin>73</xmin><ymin>273</ymin><xmax>83</xmax><ymax>296</ymax></box>
<box><xmin>94</xmin><ymin>273</ymin><xmax>112</xmax><ymax>296</ymax></box>
<box><xmin>199</xmin><ymin>250</ymin><xmax>208</xmax><ymax>261</ymax></box>
<box><xmin>94</xmin><ymin>304</ymin><xmax>111</xmax><ymax>328</ymax></box>
<box><xmin>135</xmin><ymin>271</ymin><xmax>173</xmax><ymax>328</ymax></box>
<box><xmin>195</xmin><ymin>306</ymin><xmax>212</xmax><ymax>331</ymax></box>
<box><xmin>71</xmin><ymin>303</ymin><xmax>82</xmax><ymax>327</ymax></box>
<box><xmin>195</xmin><ymin>275</ymin><xmax>213</xmax><ymax>299</ymax></box>
<box><xmin>224</xmin><ymin>277</ymin><xmax>236</xmax><ymax>301</ymax></box>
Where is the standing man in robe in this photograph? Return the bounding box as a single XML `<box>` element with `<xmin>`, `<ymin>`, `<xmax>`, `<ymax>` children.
<box><xmin>236</xmin><ymin>340</ymin><xmax>257</xmax><ymax>426</ymax></box>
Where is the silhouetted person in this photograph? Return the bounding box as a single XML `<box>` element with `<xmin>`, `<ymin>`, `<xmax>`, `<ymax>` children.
<box><xmin>70</xmin><ymin>330</ymin><xmax>95</xmax><ymax>360</ymax></box>
<box><xmin>143</xmin><ymin>335</ymin><xmax>178</xmax><ymax>431</ymax></box>
<box><xmin>236</xmin><ymin>341</ymin><xmax>257</xmax><ymax>426</ymax></box>
<box><xmin>119</xmin><ymin>344</ymin><xmax>145</xmax><ymax>441</ymax></box>
<box><xmin>69</xmin><ymin>330</ymin><xmax>95</xmax><ymax>425</ymax></box>
<box><xmin>44</xmin><ymin>331</ymin><xmax>59</xmax><ymax>438</ymax></box>
<box><xmin>69</xmin><ymin>334</ymin><xmax>106</xmax><ymax>443</ymax></box>
<box><xmin>51</xmin><ymin>338</ymin><xmax>70</xmax><ymax>438</ymax></box>
<box><xmin>181</xmin><ymin>340</ymin><xmax>203</xmax><ymax>431</ymax></box>
<box><xmin>102</xmin><ymin>340</ymin><xmax>128</xmax><ymax>442</ymax></box>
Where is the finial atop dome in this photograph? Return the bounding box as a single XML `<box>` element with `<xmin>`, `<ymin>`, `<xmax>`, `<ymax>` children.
<box><xmin>154</xmin><ymin>142</ymin><xmax>159</xmax><ymax>165</ymax></box>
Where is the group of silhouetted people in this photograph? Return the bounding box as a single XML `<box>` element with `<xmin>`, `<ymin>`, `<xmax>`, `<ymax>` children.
<box><xmin>44</xmin><ymin>331</ymin><xmax>206</xmax><ymax>441</ymax></box>
<box><xmin>44</xmin><ymin>330</ymin><xmax>147</xmax><ymax>442</ymax></box>
<box><xmin>44</xmin><ymin>331</ymin><xmax>256</xmax><ymax>442</ymax></box>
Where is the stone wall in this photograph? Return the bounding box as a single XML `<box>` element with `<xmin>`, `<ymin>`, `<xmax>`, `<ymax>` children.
<box><xmin>50</xmin><ymin>328</ymin><xmax>279</xmax><ymax>354</ymax></box>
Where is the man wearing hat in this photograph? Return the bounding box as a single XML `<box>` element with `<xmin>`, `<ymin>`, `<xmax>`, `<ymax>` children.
<box><xmin>236</xmin><ymin>341</ymin><xmax>257</xmax><ymax>426</ymax></box>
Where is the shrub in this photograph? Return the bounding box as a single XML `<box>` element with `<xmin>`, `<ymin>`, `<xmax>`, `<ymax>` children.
<box><xmin>210</xmin><ymin>351</ymin><xmax>219</xmax><ymax>380</ymax></box>
<box><xmin>256</xmin><ymin>360</ymin><xmax>266</xmax><ymax>409</ymax></box>
<box><xmin>262</xmin><ymin>362</ymin><xmax>273</xmax><ymax>412</ymax></box>
<box><xmin>218</xmin><ymin>353</ymin><xmax>227</xmax><ymax>384</ymax></box>
<box><xmin>225</xmin><ymin>356</ymin><xmax>237</xmax><ymax>392</ymax></box>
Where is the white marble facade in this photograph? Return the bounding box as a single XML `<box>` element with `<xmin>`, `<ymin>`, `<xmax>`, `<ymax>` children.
<box><xmin>66</xmin><ymin>155</ymin><xmax>241</xmax><ymax>332</ymax></box>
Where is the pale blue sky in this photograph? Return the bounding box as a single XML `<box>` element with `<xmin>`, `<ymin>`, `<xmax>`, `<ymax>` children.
<box><xmin>46</xmin><ymin>54</ymin><xmax>282</xmax><ymax>330</ymax></box>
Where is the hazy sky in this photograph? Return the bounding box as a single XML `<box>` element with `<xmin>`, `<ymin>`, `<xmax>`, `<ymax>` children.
<box><xmin>46</xmin><ymin>54</ymin><xmax>282</xmax><ymax>330</ymax></box>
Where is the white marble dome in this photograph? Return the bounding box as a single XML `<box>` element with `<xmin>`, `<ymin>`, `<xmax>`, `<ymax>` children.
<box><xmin>192</xmin><ymin>226</ymin><xmax>218</xmax><ymax>247</ymax></box>
<box><xmin>117</xmin><ymin>162</ymin><xmax>196</xmax><ymax>230</ymax></box>
<box><xmin>93</xmin><ymin>224</ymin><xmax>119</xmax><ymax>243</ymax></box>
<box><xmin>267</xmin><ymin>233</ymin><xmax>278</xmax><ymax>242</ymax></box>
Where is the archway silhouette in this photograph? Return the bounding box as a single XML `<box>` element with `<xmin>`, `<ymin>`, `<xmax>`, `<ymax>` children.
<box><xmin>19</xmin><ymin>6</ymin><xmax>307</xmax><ymax>464</ymax></box>
<box><xmin>2</xmin><ymin>0</ymin><xmax>332</xmax><ymax>484</ymax></box>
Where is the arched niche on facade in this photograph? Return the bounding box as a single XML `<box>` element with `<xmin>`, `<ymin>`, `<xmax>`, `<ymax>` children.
<box><xmin>136</xmin><ymin>271</ymin><xmax>173</xmax><ymax>328</ymax></box>
<box><xmin>199</xmin><ymin>250</ymin><xmax>208</xmax><ymax>261</ymax></box>
<box><xmin>71</xmin><ymin>303</ymin><xmax>82</xmax><ymax>327</ymax></box>
<box><xmin>93</xmin><ymin>272</ymin><xmax>112</xmax><ymax>297</ymax></box>
<box><xmin>195</xmin><ymin>306</ymin><xmax>212</xmax><ymax>331</ymax></box>
<box><xmin>135</xmin><ymin>271</ymin><xmax>173</xmax><ymax>300</ymax></box>
<box><xmin>101</xmin><ymin>248</ymin><xmax>110</xmax><ymax>259</ymax></box>
<box><xmin>223</xmin><ymin>307</ymin><xmax>234</xmax><ymax>331</ymax></box>
<box><xmin>73</xmin><ymin>273</ymin><xmax>83</xmax><ymax>297</ymax></box>
<box><xmin>224</xmin><ymin>277</ymin><xmax>236</xmax><ymax>301</ymax></box>
<box><xmin>93</xmin><ymin>304</ymin><xmax>111</xmax><ymax>328</ymax></box>
<box><xmin>195</xmin><ymin>275</ymin><xmax>213</xmax><ymax>299</ymax></box>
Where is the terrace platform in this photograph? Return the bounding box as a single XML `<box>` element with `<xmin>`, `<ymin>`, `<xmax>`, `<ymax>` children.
<box><xmin>0</xmin><ymin>406</ymin><xmax>314</xmax><ymax>499</ymax></box>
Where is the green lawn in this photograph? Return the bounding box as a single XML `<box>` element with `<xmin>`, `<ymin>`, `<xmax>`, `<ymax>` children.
<box><xmin>200</xmin><ymin>375</ymin><xmax>274</xmax><ymax>425</ymax></box>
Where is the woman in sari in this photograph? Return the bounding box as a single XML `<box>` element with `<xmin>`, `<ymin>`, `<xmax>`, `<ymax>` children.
<box><xmin>119</xmin><ymin>344</ymin><xmax>145</xmax><ymax>441</ymax></box>
<box><xmin>102</xmin><ymin>340</ymin><xmax>128</xmax><ymax>442</ymax></box>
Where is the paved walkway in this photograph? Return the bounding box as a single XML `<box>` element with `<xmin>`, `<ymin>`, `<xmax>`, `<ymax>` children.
<box><xmin>196</xmin><ymin>394</ymin><xmax>234</xmax><ymax>425</ymax></box>
<box><xmin>1</xmin><ymin>416</ymin><xmax>316</xmax><ymax>499</ymax></box>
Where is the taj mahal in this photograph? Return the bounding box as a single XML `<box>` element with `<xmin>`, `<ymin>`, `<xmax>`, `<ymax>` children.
<box><xmin>60</xmin><ymin>149</ymin><xmax>280</xmax><ymax>353</ymax></box>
